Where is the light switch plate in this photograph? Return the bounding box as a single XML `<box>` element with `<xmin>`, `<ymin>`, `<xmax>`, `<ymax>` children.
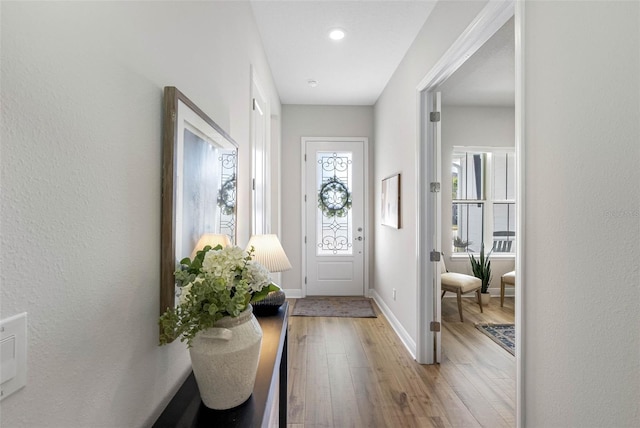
<box><xmin>0</xmin><ymin>312</ymin><xmax>27</xmax><ymax>401</ymax></box>
<box><xmin>1</xmin><ymin>336</ymin><xmax>17</xmax><ymax>383</ymax></box>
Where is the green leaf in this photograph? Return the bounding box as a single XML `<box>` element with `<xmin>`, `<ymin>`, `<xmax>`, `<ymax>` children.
<box><xmin>208</xmin><ymin>304</ymin><xmax>218</xmax><ymax>315</ymax></box>
<box><xmin>160</xmin><ymin>245</ymin><xmax>276</xmax><ymax>347</ymax></box>
<box><xmin>250</xmin><ymin>283</ymin><xmax>279</xmax><ymax>303</ymax></box>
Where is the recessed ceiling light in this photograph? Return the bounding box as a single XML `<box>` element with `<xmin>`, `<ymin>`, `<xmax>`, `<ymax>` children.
<box><xmin>329</xmin><ymin>28</ymin><xmax>345</xmax><ymax>41</ymax></box>
<box><xmin>307</xmin><ymin>79</ymin><xmax>318</xmax><ymax>88</ymax></box>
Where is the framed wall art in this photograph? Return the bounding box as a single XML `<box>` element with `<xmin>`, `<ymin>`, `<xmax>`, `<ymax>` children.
<box><xmin>381</xmin><ymin>173</ymin><xmax>401</xmax><ymax>229</ymax></box>
<box><xmin>160</xmin><ymin>87</ymin><xmax>238</xmax><ymax>318</ymax></box>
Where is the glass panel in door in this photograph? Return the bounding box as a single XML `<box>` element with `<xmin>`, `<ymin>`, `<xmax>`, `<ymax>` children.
<box><xmin>316</xmin><ymin>152</ymin><xmax>353</xmax><ymax>256</ymax></box>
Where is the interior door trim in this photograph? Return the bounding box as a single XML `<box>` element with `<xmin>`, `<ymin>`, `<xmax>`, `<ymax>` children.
<box><xmin>415</xmin><ymin>1</ymin><xmax>524</xmax><ymax>426</ymax></box>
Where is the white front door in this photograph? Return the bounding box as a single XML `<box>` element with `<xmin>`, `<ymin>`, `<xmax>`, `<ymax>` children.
<box><xmin>303</xmin><ymin>138</ymin><xmax>366</xmax><ymax>296</ymax></box>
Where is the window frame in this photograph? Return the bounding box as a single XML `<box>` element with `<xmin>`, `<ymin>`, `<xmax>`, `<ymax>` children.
<box><xmin>450</xmin><ymin>146</ymin><xmax>516</xmax><ymax>258</ymax></box>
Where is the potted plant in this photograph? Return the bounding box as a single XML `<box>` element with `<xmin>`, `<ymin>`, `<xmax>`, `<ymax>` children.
<box><xmin>453</xmin><ymin>236</ymin><xmax>472</xmax><ymax>252</ymax></box>
<box><xmin>469</xmin><ymin>243</ymin><xmax>493</xmax><ymax>305</ymax></box>
<box><xmin>159</xmin><ymin>244</ymin><xmax>278</xmax><ymax>410</ymax></box>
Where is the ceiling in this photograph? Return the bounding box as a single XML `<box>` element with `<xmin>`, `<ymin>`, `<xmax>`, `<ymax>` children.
<box><xmin>250</xmin><ymin>1</ymin><xmax>437</xmax><ymax>106</ymax></box>
<box><xmin>438</xmin><ymin>17</ymin><xmax>515</xmax><ymax>107</ymax></box>
<box><xmin>250</xmin><ymin>2</ymin><xmax>514</xmax><ymax>107</ymax></box>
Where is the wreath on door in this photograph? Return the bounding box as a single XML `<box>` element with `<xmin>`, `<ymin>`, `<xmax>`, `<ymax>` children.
<box><xmin>318</xmin><ymin>176</ymin><xmax>352</xmax><ymax>218</ymax></box>
<box><xmin>217</xmin><ymin>174</ymin><xmax>236</xmax><ymax>216</ymax></box>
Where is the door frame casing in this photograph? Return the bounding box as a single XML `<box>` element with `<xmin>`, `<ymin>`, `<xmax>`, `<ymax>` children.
<box><xmin>415</xmin><ymin>0</ymin><xmax>524</xmax><ymax>426</ymax></box>
<box><xmin>416</xmin><ymin>0</ymin><xmax>515</xmax><ymax>364</ymax></box>
<box><xmin>416</xmin><ymin>90</ymin><xmax>442</xmax><ymax>365</ymax></box>
<box><xmin>250</xmin><ymin>66</ymin><xmax>271</xmax><ymax>235</ymax></box>
<box><xmin>300</xmin><ymin>137</ymin><xmax>370</xmax><ymax>297</ymax></box>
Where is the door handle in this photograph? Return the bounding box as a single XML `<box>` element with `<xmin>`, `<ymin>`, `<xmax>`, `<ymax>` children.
<box><xmin>356</xmin><ymin>236</ymin><xmax>364</xmax><ymax>241</ymax></box>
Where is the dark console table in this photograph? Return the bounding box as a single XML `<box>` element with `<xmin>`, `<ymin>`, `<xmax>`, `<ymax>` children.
<box><xmin>153</xmin><ymin>303</ymin><xmax>288</xmax><ymax>428</ymax></box>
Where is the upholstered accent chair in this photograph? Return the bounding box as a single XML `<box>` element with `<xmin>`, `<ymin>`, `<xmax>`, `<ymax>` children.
<box><xmin>500</xmin><ymin>270</ymin><xmax>515</xmax><ymax>307</ymax></box>
<box><xmin>440</xmin><ymin>256</ymin><xmax>483</xmax><ymax>322</ymax></box>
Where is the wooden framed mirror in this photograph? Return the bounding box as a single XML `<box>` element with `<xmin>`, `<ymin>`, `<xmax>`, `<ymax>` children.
<box><xmin>160</xmin><ymin>87</ymin><xmax>238</xmax><ymax>317</ymax></box>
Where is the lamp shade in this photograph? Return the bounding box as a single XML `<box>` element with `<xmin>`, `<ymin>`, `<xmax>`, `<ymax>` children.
<box><xmin>190</xmin><ymin>234</ymin><xmax>232</xmax><ymax>259</ymax></box>
<box><xmin>246</xmin><ymin>234</ymin><xmax>292</xmax><ymax>273</ymax></box>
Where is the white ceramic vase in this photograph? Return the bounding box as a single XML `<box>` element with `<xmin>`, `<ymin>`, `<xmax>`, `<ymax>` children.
<box><xmin>188</xmin><ymin>304</ymin><xmax>262</xmax><ymax>410</ymax></box>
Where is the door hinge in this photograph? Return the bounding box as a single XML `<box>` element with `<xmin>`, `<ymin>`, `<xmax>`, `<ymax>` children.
<box><xmin>430</xmin><ymin>251</ymin><xmax>441</xmax><ymax>262</ymax></box>
<box><xmin>252</xmin><ymin>178</ymin><xmax>256</xmax><ymax>190</ymax></box>
<box><xmin>430</xmin><ymin>321</ymin><xmax>441</xmax><ymax>332</ymax></box>
<box><xmin>430</xmin><ymin>112</ymin><xmax>441</xmax><ymax>122</ymax></box>
<box><xmin>252</xmin><ymin>98</ymin><xmax>256</xmax><ymax>111</ymax></box>
<box><xmin>304</xmin><ymin>194</ymin><xmax>307</xmax><ymax>202</ymax></box>
<box><xmin>304</xmin><ymin>236</ymin><xmax>307</xmax><ymax>244</ymax></box>
<box><xmin>305</xmin><ymin>276</ymin><xmax>307</xmax><ymax>284</ymax></box>
<box><xmin>430</xmin><ymin>182</ymin><xmax>440</xmax><ymax>192</ymax></box>
<box><xmin>304</xmin><ymin>154</ymin><xmax>307</xmax><ymax>161</ymax></box>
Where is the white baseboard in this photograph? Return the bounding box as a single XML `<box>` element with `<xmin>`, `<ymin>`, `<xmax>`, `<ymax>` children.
<box><xmin>442</xmin><ymin>287</ymin><xmax>515</xmax><ymax>298</ymax></box>
<box><xmin>370</xmin><ymin>290</ymin><xmax>417</xmax><ymax>359</ymax></box>
<box><xmin>282</xmin><ymin>289</ymin><xmax>303</xmax><ymax>299</ymax></box>
<box><xmin>490</xmin><ymin>287</ymin><xmax>515</xmax><ymax>297</ymax></box>
<box><xmin>284</xmin><ymin>289</ymin><xmax>375</xmax><ymax>299</ymax></box>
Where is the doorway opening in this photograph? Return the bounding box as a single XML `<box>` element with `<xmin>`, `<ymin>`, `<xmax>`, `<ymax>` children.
<box><xmin>416</xmin><ymin>0</ymin><xmax>524</xmax><ymax>425</ymax></box>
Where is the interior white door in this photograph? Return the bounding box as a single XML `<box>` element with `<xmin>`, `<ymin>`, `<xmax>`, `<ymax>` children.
<box><xmin>432</xmin><ymin>91</ymin><xmax>443</xmax><ymax>363</ymax></box>
<box><xmin>304</xmin><ymin>138</ymin><xmax>365</xmax><ymax>296</ymax></box>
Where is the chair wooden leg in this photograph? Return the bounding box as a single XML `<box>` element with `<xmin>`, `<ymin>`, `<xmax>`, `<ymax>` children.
<box><xmin>500</xmin><ymin>279</ymin><xmax>505</xmax><ymax>307</ymax></box>
<box><xmin>476</xmin><ymin>289</ymin><xmax>483</xmax><ymax>313</ymax></box>
<box><xmin>441</xmin><ymin>290</ymin><xmax>446</xmax><ymax>299</ymax></box>
<box><xmin>456</xmin><ymin>290</ymin><xmax>463</xmax><ymax>322</ymax></box>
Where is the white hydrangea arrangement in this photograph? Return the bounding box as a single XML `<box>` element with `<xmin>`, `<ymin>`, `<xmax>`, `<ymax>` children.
<box><xmin>159</xmin><ymin>245</ymin><xmax>277</xmax><ymax>346</ymax></box>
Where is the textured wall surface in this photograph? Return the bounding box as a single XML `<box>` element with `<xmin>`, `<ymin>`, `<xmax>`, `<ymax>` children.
<box><xmin>3</xmin><ymin>1</ymin><xmax>638</xmax><ymax>426</ymax></box>
<box><xmin>0</xmin><ymin>2</ymin><xmax>279</xmax><ymax>427</ymax></box>
<box><xmin>523</xmin><ymin>1</ymin><xmax>640</xmax><ymax>426</ymax></box>
<box><xmin>374</xmin><ymin>0</ymin><xmax>487</xmax><ymax>342</ymax></box>
<box><xmin>375</xmin><ymin>1</ymin><xmax>640</xmax><ymax>423</ymax></box>
<box><xmin>280</xmin><ymin>105</ymin><xmax>375</xmax><ymax>293</ymax></box>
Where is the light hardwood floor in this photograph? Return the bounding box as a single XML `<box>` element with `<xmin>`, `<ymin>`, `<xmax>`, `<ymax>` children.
<box><xmin>286</xmin><ymin>296</ymin><xmax>515</xmax><ymax>428</ymax></box>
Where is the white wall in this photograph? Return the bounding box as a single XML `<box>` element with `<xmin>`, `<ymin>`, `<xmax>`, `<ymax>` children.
<box><xmin>280</xmin><ymin>105</ymin><xmax>374</xmax><ymax>294</ymax></box>
<box><xmin>0</xmin><ymin>2</ymin><xmax>280</xmax><ymax>427</ymax></box>
<box><xmin>523</xmin><ymin>1</ymin><xmax>639</xmax><ymax>426</ymax></box>
<box><xmin>441</xmin><ymin>106</ymin><xmax>515</xmax><ymax>289</ymax></box>
<box><xmin>376</xmin><ymin>1</ymin><xmax>640</xmax><ymax>424</ymax></box>
<box><xmin>374</xmin><ymin>0</ymin><xmax>487</xmax><ymax>343</ymax></box>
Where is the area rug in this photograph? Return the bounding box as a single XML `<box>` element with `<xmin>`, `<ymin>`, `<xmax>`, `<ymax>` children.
<box><xmin>291</xmin><ymin>297</ymin><xmax>377</xmax><ymax>318</ymax></box>
<box><xmin>475</xmin><ymin>323</ymin><xmax>515</xmax><ymax>356</ymax></box>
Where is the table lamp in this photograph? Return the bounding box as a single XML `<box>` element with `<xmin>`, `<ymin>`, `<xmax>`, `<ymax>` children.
<box><xmin>190</xmin><ymin>233</ymin><xmax>232</xmax><ymax>259</ymax></box>
<box><xmin>246</xmin><ymin>234</ymin><xmax>291</xmax><ymax>316</ymax></box>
